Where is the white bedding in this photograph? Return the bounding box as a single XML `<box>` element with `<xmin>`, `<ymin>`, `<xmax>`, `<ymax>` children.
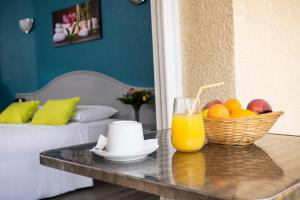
<box><xmin>0</xmin><ymin>119</ymin><xmax>117</xmax><ymax>200</ymax></box>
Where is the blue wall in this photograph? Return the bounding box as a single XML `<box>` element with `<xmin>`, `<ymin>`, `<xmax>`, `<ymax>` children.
<box><xmin>0</xmin><ymin>0</ymin><xmax>37</xmax><ymax>110</ymax></box>
<box><xmin>34</xmin><ymin>0</ymin><xmax>154</xmax><ymax>88</ymax></box>
<box><xmin>0</xmin><ymin>0</ymin><xmax>154</xmax><ymax>110</ymax></box>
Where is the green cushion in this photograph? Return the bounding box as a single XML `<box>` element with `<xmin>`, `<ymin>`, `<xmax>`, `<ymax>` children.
<box><xmin>32</xmin><ymin>97</ymin><xmax>80</xmax><ymax>125</ymax></box>
<box><xmin>0</xmin><ymin>101</ymin><xmax>40</xmax><ymax>124</ymax></box>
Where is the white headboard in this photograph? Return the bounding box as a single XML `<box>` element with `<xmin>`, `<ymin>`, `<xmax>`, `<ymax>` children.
<box><xmin>16</xmin><ymin>71</ymin><xmax>156</xmax><ymax>127</ymax></box>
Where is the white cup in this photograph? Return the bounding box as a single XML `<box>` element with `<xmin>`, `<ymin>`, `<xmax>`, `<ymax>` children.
<box><xmin>106</xmin><ymin>121</ymin><xmax>144</xmax><ymax>154</ymax></box>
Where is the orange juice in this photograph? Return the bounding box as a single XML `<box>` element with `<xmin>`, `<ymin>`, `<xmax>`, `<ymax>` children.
<box><xmin>171</xmin><ymin>114</ymin><xmax>205</xmax><ymax>152</ymax></box>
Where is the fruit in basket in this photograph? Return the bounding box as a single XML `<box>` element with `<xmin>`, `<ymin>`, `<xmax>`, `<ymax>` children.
<box><xmin>204</xmin><ymin>100</ymin><xmax>223</xmax><ymax>110</ymax></box>
<box><xmin>230</xmin><ymin>109</ymin><xmax>257</xmax><ymax>118</ymax></box>
<box><xmin>202</xmin><ymin>109</ymin><xmax>208</xmax><ymax>119</ymax></box>
<box><xmin>247</xmin><ymin>99</ymin><xmax>272</xmax><ymax>114</ymax></box>
<box><xmin>208</xmin><ymin>104</ymin><xmax>230</xmax><ymax>118</ymax></box>
<box><xmin>224</xmin><ymin>99</ymin><xmax>242</xmax><ymax>112</ymax></box>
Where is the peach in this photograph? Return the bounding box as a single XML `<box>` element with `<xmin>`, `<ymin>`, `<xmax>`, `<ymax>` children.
<box><xmin>247</xmin><ymin>99</ymin><xmax>272</xmax><ymax>114</ymax></box>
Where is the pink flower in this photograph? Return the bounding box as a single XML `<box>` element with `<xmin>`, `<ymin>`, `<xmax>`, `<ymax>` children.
<box><xmin>63</xmin><ymin>12</ymin><xmax>77</xmax><ymax>25</ymax></box>
<box><xmin>62</xmin><ymin>14</ymin><xmax>70</xmax><ymax>24</ymax></box>
<box><xmin>71</xmin><ymin>12</ymin><xmax>77</xmax><ymax>20</ymax></box>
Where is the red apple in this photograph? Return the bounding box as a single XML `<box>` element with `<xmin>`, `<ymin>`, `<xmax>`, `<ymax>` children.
<box><xmin>204</xmin><ymin>100</ymin><xmax>223</xmax><ymax>110</ymax></box>
<box><xmin>247</xmin><ymin>99</ymin><xmax>272</xmax><ymax>114</ymax></box>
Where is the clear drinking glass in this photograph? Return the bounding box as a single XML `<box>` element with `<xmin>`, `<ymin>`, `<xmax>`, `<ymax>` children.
<box><xmin>171</xmin><ymin>97</ymin><xmax>205</xmax><ymax>152</ymax></box>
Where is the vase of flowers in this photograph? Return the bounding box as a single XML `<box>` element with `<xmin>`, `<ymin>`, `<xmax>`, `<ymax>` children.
<box><xmin>117</xmin><ymin>88</ymin><xmax>153</xmax><ymax>122</ymax></box>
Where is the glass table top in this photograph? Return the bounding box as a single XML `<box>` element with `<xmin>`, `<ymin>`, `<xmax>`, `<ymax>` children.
<box><xmin>40</xmin><ymin>130</ymin><xmax>300</xmax><ymax>200</ymax></box>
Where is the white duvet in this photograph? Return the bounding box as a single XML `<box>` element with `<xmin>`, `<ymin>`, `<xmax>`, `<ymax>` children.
<box><xmin>0</xmin><ymin>120</ymin><xmax>116</xmax><ymax>200</ymax></box>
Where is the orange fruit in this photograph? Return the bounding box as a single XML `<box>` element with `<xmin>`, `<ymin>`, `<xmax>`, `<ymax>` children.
<box><xmin>224</xmin><ymin>99</ymin><xmax>242</xmax><ymax>112</ymax></box>
<box><xmin>230</xmin><ymin>109</ymin><xmax>257</xmax><ymax>118</ymax></box>
<box><xmin>208</xmin><ymin>104</ymin><xmax>230</xmax><ymax>119</ymax></box>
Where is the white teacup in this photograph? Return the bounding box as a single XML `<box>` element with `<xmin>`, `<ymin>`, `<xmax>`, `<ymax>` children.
<box><xmin>106</xmin><ymin>121</ymin><xmax>144</xmax><ymax>154</ymax></box>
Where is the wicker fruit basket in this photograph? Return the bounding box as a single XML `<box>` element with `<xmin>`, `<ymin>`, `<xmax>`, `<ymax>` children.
<box><xmin>204</xmin><ymin>111</ymin><xmax>283</xmax><ymax>145</ymax></box>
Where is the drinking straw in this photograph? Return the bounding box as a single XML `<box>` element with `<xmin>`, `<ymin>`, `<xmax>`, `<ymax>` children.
<box><xmin>189</xmin><ymin>82</ymin><xmax>224</xmax><ymax>115</ymax></box>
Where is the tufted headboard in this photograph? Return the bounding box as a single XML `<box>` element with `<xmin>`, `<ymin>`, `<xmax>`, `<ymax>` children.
<box><xmin>16</xmin><ymin>71</ymin><xmax>156</xmax><ymax>127</ymax></box>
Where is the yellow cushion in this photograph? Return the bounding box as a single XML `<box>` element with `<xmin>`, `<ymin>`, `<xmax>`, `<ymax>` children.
<box><xmin>32</xmin><ymin>97</ymin><xmax>80</xmax><ymax>125</ymax></box>
<box><xmin>0</xmin><ymin>101</ymin><xmax>40</xmax><ymax>124</ymax></box>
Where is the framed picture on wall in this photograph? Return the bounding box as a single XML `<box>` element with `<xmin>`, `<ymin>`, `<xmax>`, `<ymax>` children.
<box><xmin>52</xmin><ymin>0</ymin><xmax>102</xmax><ymax>47</ymax></box>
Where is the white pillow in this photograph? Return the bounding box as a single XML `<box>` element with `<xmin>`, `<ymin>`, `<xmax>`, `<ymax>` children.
<box><xmin>72</xmin><ymin>105</ymin><xmax>118</xmax><ymax>123</ymax></box>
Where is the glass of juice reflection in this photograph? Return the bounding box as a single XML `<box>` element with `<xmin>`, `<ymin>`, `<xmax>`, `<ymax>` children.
<box><xmin>171</xmin><ymin>97</ymin><xmax>205</xmax><ymax>152</ymax></box>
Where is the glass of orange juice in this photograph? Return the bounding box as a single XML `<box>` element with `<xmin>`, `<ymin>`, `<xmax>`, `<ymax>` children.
<box><xmin>171</xmin><ymin>97</ymin><xmax>205</xmax><ymax>152</ymax></box>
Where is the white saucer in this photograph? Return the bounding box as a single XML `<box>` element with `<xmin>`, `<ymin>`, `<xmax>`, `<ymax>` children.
<box><xmin>90</xmin><ymin>139</ymin><xmax>159</xmax><ymax>162</ymax></box>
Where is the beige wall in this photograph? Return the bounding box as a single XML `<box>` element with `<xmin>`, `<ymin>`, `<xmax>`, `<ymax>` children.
<box><xmin>180</xmin><ymin>0</ymin><xmax>300</xmax><ymax>134</ymax></box>
<box><xmin>233</xmin><ymin>0</ymin><xmax>300</xmax><ymax>134</ymax></box>
<box><xmin>179</xmin><ymin>0</ymin><xmax>235</xmax><ymax>108</ymax></box>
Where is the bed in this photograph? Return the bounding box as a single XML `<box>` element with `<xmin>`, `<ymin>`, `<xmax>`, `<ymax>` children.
<box><xmin>0</xmin><ymin>71</ymin><xmax>156</xmax><ymax>200</ymax></box>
